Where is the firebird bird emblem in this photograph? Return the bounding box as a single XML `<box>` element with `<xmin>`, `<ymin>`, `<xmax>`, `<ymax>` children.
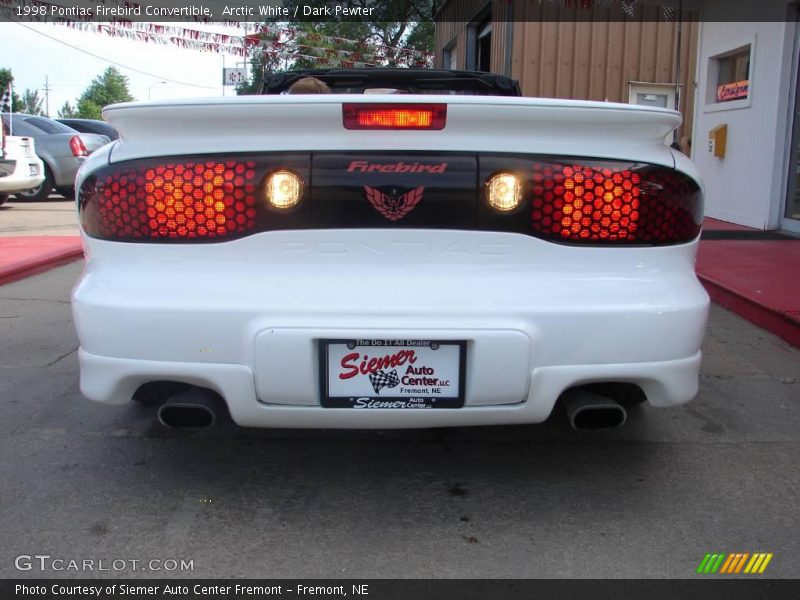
<box><xmin>364</xmin><ymin>186</ymin><xmax>425</xmax><ymax>221</ymax></box>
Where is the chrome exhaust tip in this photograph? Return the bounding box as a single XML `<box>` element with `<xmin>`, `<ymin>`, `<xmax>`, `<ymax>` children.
<box><xmin>157</xmin><ymin>388</ymin><xmax>220</xmax><ymax>429</ymax></box>
<box><xmin>562</xmin><ymin>388</ymin><xmax>628</xmax><ymax>430</ymax></box>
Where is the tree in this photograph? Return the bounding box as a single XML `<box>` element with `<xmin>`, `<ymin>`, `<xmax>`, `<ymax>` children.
<box><xmin>236</xmin><ymin>28</ymin><xmax>297</xmax><ymax>95</ymax></box>
<box><xmin>0</xmin><ymin>68</ymin><xmax>24</xmax><ymax>112</ymax></box>
<box><xmin>74</xmin><ymin>66</ymin><xmax>135</xmax><ymax>119</ymax></box>
<box><xmin>76</xmin><ymin>98</ymin><xmax>103</xmax><ymax>120</ymax></box>
<box><xmin>58</xmin><ymin>101</ymin><xmax>78</xmax><ymax>118</ymax></box>
<box><xmin>19</xmin><ymin>89</ymin><xmax>45</xmax><ymax>116</ymax></box>
<box><xmin>237</xmin><ymin>1</ymin><xmax>438</xmax><ymax>95</ymax></box>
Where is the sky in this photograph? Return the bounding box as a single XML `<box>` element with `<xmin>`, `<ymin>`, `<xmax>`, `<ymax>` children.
<box><xmin>0</xmin><ymin>21</ymin><xmax>247</xmax><ymax>116</ymax></box>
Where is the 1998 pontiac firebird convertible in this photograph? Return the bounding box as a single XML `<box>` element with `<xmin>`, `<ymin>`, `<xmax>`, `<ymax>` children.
<box><xmin>71</xmin><ymin>69</ymin><xmax>708</xmax><ymax>431</ymax></box>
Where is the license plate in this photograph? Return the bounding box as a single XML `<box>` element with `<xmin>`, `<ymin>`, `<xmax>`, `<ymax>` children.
<box><xmin>320</xmin><ymin>339</ymin><xmax>466</xmax><ymax>409</ymax></box>
<box><xmin>28</xmin><ymin>164</ymin><xmax>39</xmax><ymax>176</ymax></box>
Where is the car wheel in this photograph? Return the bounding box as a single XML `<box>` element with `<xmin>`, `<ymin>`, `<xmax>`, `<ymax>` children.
<box><xmin>56</xmin><ymin>186</ymin><xmax>75</xmax><ymax>199</ymax></box>
<box><xmin>15</xmin><ymin>164</ymin><xmax>54</xmax><ymax>202</ymax></box>
<box><xmin>0</xmin><ymin>193</ymin><xmax>8</xmax><ymax>206</ymax></box>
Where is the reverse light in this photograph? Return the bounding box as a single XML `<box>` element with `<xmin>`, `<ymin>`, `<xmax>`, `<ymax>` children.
<box><xmin>69</xmin><ymin>136</ymin><xmax>88</xmax><ymax>157</ymax></box>
<box><xmin>343</xmin><ymin>103</ymin><xmax>447</xmax><ymax>130</ymax></box>
<box><xmin>486</xmin><ymin>172</ymin><xmax>523</xmax><ymax>212</ymax></box>
<box><xmin>264</xmin><ymin>169</ymin><xmax>303</xmax><ymax>209</ymax></box>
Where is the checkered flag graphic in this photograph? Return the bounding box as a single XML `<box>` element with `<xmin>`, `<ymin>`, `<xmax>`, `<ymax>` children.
<box><xmin>620</xmin><ymin>0</ymin><xmax>636</xmax><ymax>18</ymax></box>
<box><xmin>369</xmin><ymin>369</ymin><xmax>400</xmax><ymax>394</ymax></box>
<box><xmin>0</xmin><ymin>84</ymin><xmax>11</xmax><ymax>114</ymax></box>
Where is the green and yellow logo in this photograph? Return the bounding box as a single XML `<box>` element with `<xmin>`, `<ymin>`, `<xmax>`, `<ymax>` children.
<box><xmin>697</xmin><ymin>552</ymin><xmax>773</xmax><ymax>574</ymax></box>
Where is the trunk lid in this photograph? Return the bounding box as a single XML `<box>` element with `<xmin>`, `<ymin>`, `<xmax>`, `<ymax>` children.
<box><xmin>2</xmin><ymin>135</ymin><xmax>37</xmax><ymax>160</ymax></box>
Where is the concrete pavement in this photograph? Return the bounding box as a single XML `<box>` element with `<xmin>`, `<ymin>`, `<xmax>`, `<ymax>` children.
<box><xmin>0</xmin><ymin>197</ymin><xmax>80</xmax><ymax>236</ymax></box>
<box><xmin>0</xmin><ymin>262</ymin><xmax>798</xmax><ymax>579</ymax></box>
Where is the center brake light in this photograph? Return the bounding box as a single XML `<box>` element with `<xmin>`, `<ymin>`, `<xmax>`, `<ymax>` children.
<box><xmin>343</xmin><ymin>103</ymin><xmax>447</xmax><ymax>130</ymax></box>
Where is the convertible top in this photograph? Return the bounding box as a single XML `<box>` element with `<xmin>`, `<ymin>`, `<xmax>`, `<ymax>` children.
<box><xmin>260</xmin><ymin>69</ymin><xmax>522</xmax><ymax>96</ymax></box>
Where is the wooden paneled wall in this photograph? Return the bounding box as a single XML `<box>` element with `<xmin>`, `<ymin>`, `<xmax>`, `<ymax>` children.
<box><xmin>436</xmin><ymin>0</ymin><xmax>699</xmax><ymax>138</ymax></box>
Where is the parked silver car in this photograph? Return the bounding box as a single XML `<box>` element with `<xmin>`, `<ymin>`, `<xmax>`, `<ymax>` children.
<box><xmin>0</xmin><ymin>113</ymin><xmax>110</xmax><ymax>201</ymax></box>
<box><xmin>56</xmin><ymin>118</ymin><xmax>119</xmax><ymax>141</ymax></box>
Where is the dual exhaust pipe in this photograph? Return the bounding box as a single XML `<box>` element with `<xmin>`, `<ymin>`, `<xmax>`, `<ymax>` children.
<box><xmin>561</xmin><ymin>387</ymin><xmax>628</xmax><ymax>430</ymax></box>
<box><xmin>156</xmin><ymin>384</ymin><xmax>630</xmax><ymax>431</ymax></box>
<box><xmin>157</xmin><ymin>388</ymin><xmax>221</xmax><ymax>430</ymax></box>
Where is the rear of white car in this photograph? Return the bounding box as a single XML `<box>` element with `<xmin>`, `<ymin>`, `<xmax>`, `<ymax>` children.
<box><xmin>0</xmin><ymin>133</ymin><xmax>44</xmax><ymax>202</ymax></box>
<box><xmin>72</xmin><ymin>93</ymin><xmax>708</xmax><ymax>429</ymax></box>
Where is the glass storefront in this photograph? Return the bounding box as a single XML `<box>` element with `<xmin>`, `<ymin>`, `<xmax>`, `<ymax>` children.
<box><xmin>785</xmin><ymin>7</ymin><xmax>800</xmax><ymax>226</ymax></box>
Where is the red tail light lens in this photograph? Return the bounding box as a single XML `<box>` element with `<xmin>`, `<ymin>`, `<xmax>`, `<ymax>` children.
<box><xmin>69</xmin><ymin>136</ymin><xmax>88</xmax><ymax>157</ymax></box>
<box><xmin>79</xmin><ymin>153</ymin><xmax>700</xmax><ymax>245</ymax></box>
<box><xmin>529</xmin><ymin>162</ymin><xmax>701</xmax><ymax>244</ymax></box>
<box><xmin>80</xmin><ymin>159</ymin><xmax>259</xmax><ymax>240</ymax></box>
<box><xmin>481</xmin><ymin>157</ymin><xmax>701</xmax><ymax>245</ymax></box>
<box><xmin>343</xmin><ymin>104</ymin><xmax>447</xmax><ymax>130</ymax></box>
<box><xmin>531</xmin><ymin>163</ymin><xmax>644</xmax><ymax>241</ymax></box>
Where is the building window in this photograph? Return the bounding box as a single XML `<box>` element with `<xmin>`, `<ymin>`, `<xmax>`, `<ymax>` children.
<box><xmin>629</xmin><ymin>82</ymin><xmax>677</xmax><ymax>109</ymax></box>
<box><xmin>475</xmin><ymin>19</ymin><xmax>492</xmax><ymax>72</ymax></box>
<box><xmin>442</xmin><ymin>40</ymin><xmax>457</xmax><ymax>70</ymax></box>
<box><xmin>782</xmin><ymin>4</ymin><xmax>800</xmax><ymax>227</ymax></box>
<box><xmin>715</xmin><ymin>48</ymin><xmax>750</xmax><ymax>102</ymax></box>
<box><xmin>466</xmin><ymin>6</ymin><xmax>492</xmax><ymax>72</ymax></box>
<box><xmin>704</xmin><ymin>38</ymin><xmax>754</xmax><ymax>111</ymax></box>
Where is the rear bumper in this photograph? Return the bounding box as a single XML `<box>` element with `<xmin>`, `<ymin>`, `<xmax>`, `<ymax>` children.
<box><xmin>78</xmin><ymin>349</ymin><xmax>702</xmax><ymax>428</ymax></box>
<box><xmin>51</xmin><ymin>155</ymin><xmax>85</xmax><ymax>188</ymax></box>
<box><xmin>0</xmin><ymin>158</ymin><xmax>44</xmax><ymax>193</ymax></box>
<box><xmin>72</xmin><ymin>230</ymin><xmax>709</xmax><ymax>428</ymax></box>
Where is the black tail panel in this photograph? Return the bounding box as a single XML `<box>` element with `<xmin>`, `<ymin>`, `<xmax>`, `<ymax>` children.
<box><xmin>312</xmin><ymin>153</ymin><xmax>477</xmax><ymax>229</ymax></box>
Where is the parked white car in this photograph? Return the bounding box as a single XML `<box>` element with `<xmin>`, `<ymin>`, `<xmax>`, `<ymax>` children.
<box><xmin>0</xmin><ymin>131</ymin><xmax>45</xmax><ymax>205</ymax></box>
<box><xmin>2</xmin><ymin>113</ymin><xmax>109</xmax><ymax>201</ymax></box>
<box><xmin>72</xmin><ymin>69</ymin><xmax>709</xmax><ymax>431</ymax></box>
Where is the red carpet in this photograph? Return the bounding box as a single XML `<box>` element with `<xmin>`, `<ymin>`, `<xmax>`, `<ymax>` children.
<box><xmin>0</xmin><ymin>236</ymin><xmax>84</xmax><ymax>286</ymax></box>
<box><xmin>697</xmin><ymin>219</ymin><xmax>800</xmax><ymax>347</ymax></box>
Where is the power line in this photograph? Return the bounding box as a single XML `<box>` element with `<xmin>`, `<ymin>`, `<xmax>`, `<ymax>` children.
<box><xmin>12</xmin><ymin>21</ymin><xmax>218</xmax><ymax>90</ymax></box>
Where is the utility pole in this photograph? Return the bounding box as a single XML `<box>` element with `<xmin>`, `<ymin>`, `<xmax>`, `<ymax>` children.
<box><xmin>222</xmin><ymin>55</ymin><xmax>226</xmax><ymax>97</ymax></box>
<box><xmin>43</xmin><ymin>75</ymin><xmax>51</xmax><ymax>117</ymax></box>
<box><xmin>673</xmin><ymin>0</ymin><xmax>683</xmax><ymax>148</ymax></box>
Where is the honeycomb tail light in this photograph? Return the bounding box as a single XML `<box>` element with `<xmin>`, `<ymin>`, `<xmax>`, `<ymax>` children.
<box><xmin>78</xmin><ymin>153</ymin><xmax>700</xmax><ymax>245</ymax></box>
<box><xmin>482</xmin><ymin>158</ymin><xmax>702</xmax><ymax>245</ymax></box>
<box><xmin>79</xmin><ymin>158</ymin><xmax>261</xmax><ymax>241</ymax></box>
<box><xmin>529</xmin><ymin>161</ymin><xmax>702</xmax><ymax>244</ymax></box>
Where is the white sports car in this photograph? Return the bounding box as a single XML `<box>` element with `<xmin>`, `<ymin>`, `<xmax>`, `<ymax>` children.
<box><xmin>71</xmin><ymin>70</ymin><xmax>708</xmax><ymax>430</ymax></box>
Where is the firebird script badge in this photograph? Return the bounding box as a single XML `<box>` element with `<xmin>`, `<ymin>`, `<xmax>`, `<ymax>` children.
<box><xmin>364</xmin><ymin>186</ymin><xmax>425</xmax><ymax>221</ymax></box>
